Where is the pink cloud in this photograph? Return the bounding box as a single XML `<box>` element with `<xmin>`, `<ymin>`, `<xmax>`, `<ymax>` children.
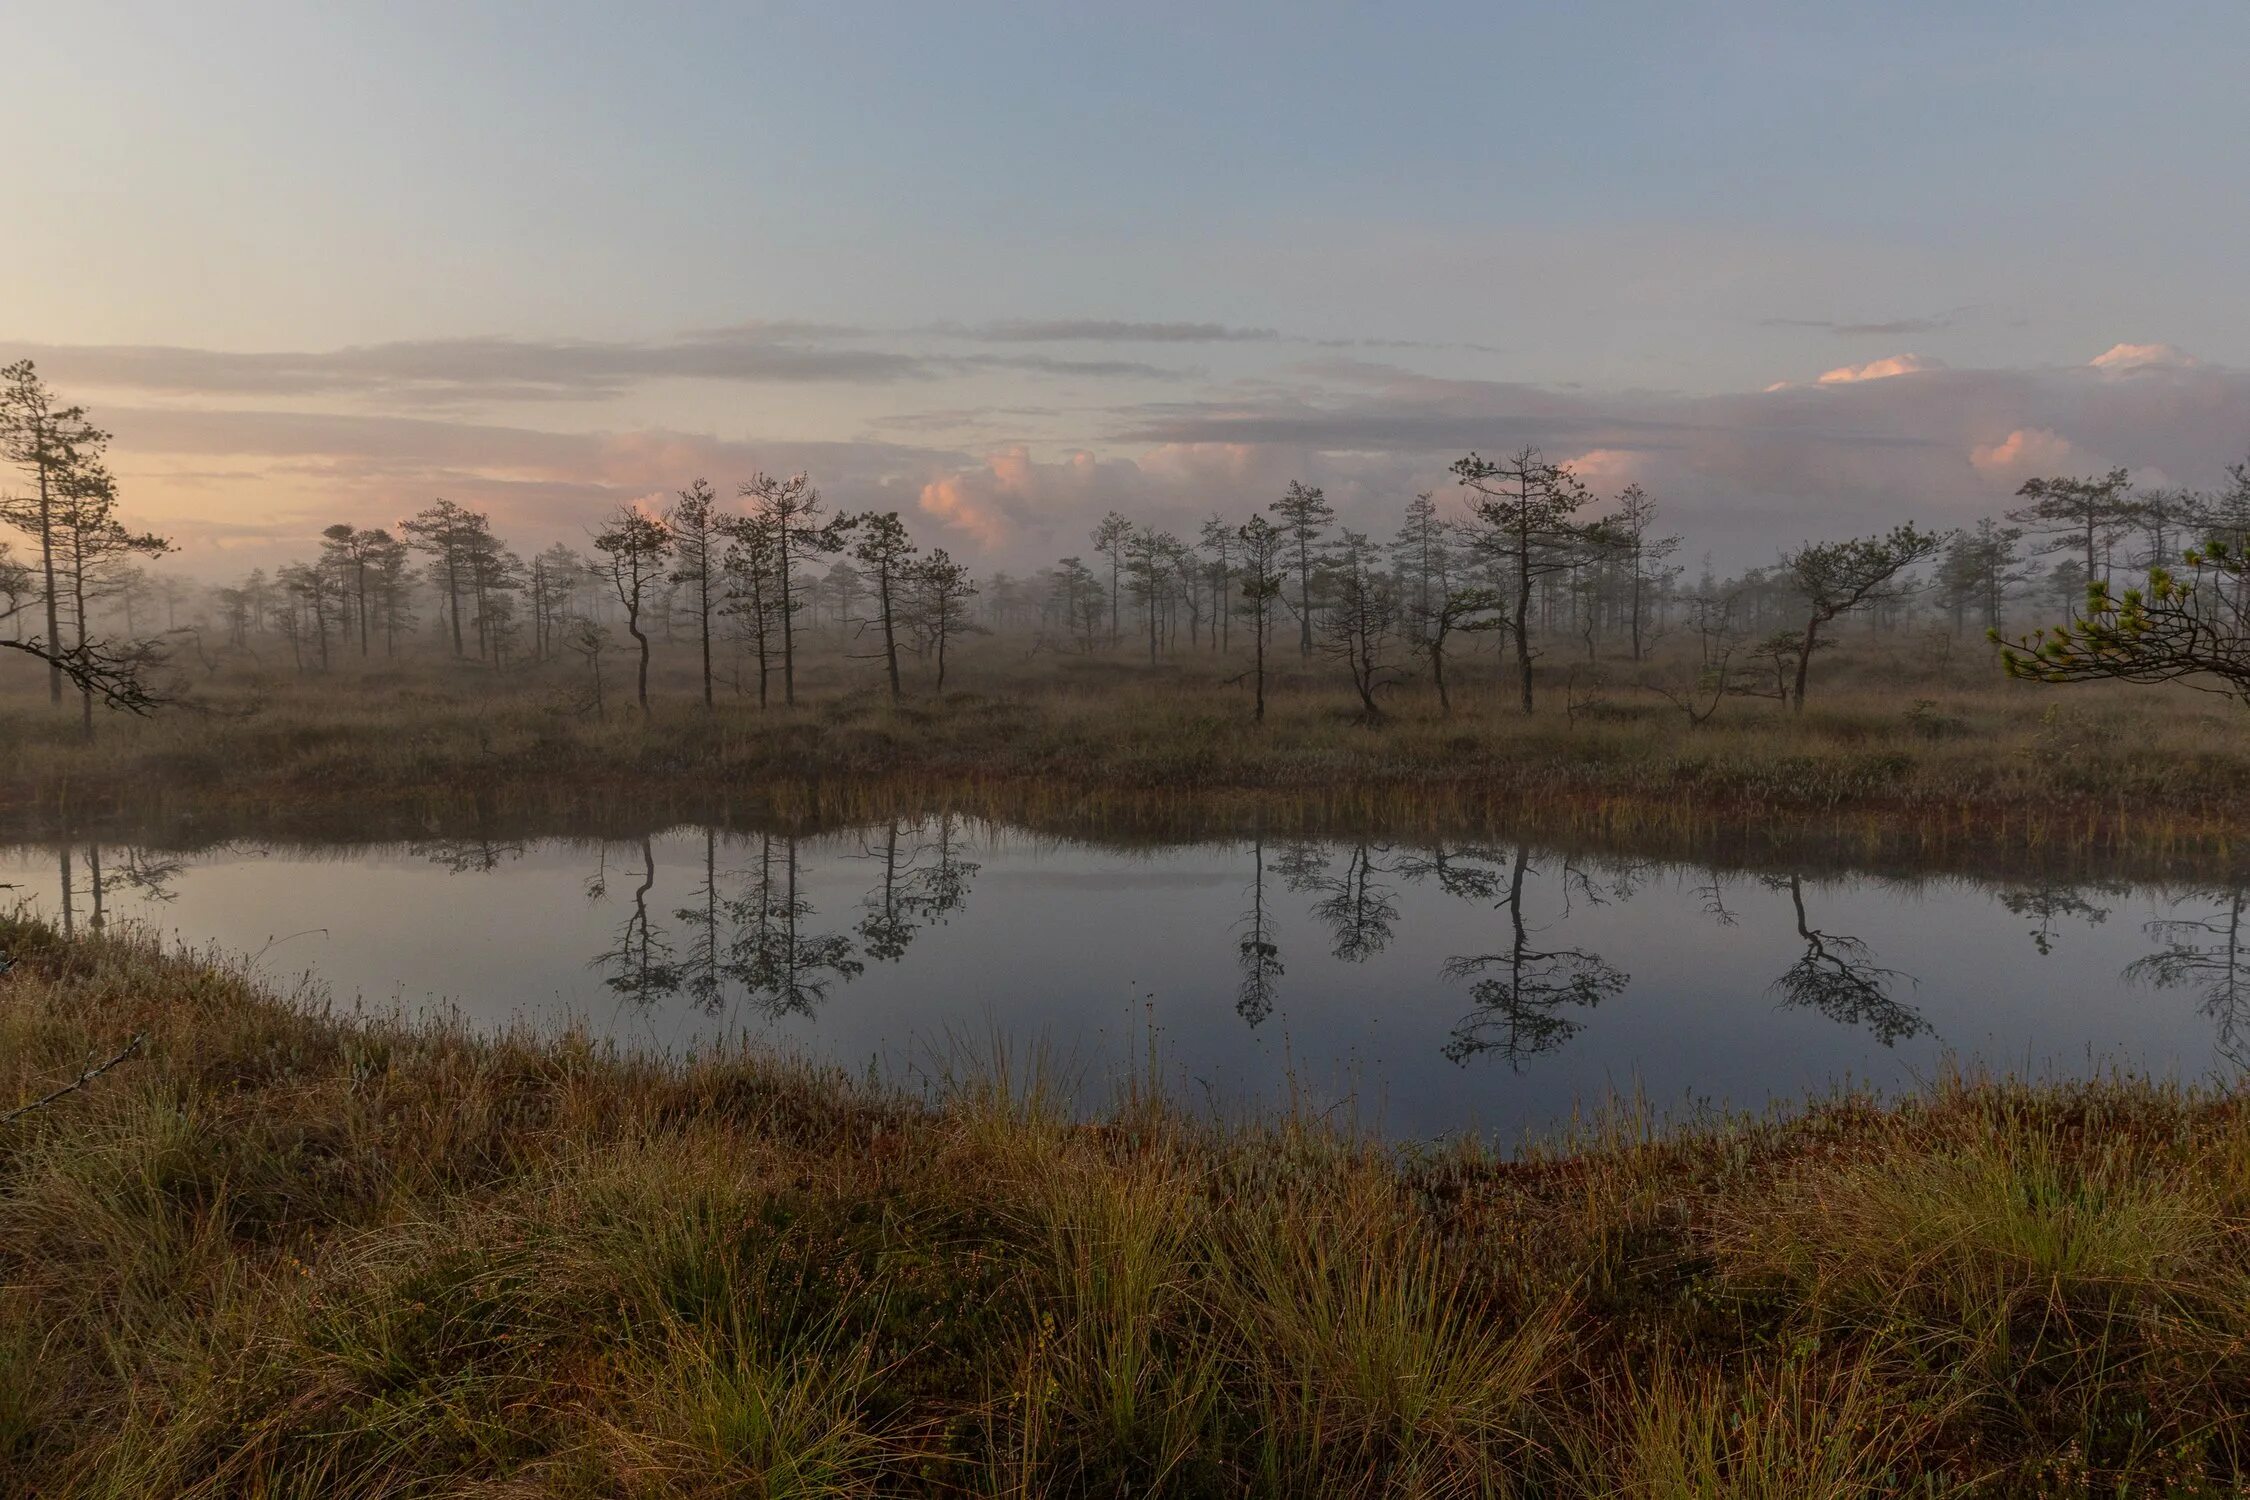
<box><xmin>1814</xmin><ymin>353</ymin><xmax>1944</xmax><ymax>385</ymax></box>
<box><xmin>2089</xmin><ymin>342</ymin><xmax>2199</xmax><ymax>374</ymax></box>
<box><xmin>1970</xmin><ymin>427</ymin><xmax>2078</xmax><ymax>477</ymax></box>
<box><xmin>915</xmin><ymin>445</ymin><xmax>1162</xmax><ymax>552</ymax></box>
<box><xmin>1562</xmin><ymin>448</ymin><xmax>1645</xmax><ymax>488</ymax></box>
<box><xmin>918</xmin><ymin>468</ymin><xmax>1019</xmax><ymax>549</ymax></box>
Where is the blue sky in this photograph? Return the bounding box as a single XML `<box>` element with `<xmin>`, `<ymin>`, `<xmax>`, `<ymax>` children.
<box><xmin>9</xmin><ymin>2</ymin><xmax>2249</xmax><ymax>567</ymax></box>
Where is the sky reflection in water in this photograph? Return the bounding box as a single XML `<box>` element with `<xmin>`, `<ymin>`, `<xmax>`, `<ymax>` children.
<box><xmin>4</xmin><ymin>821</ymin><xmax>2245</xmax><ymax>1143</ymax></box>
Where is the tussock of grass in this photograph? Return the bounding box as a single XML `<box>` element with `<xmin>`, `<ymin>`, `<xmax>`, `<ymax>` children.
<box><xmin>10</xmin><ymin>916</ymin><xmax>2250</xmax><ymax>1493</ymax></box>
<box><xmin>1598</xmin><ymin>1351</ymin><xmax>1922</xmax><ymax>1499</ymax></box>
<box><xmin>1713</xmin><ymin>1094</ymin><xmax>2250</xmax><ymax>1479</ymax></box>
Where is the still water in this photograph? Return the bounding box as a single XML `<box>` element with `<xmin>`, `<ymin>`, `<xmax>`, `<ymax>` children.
<box><xmin>5</xmin><ymin>820</ymin><xmax>2245</xmax><ymax>1141</ymax></box>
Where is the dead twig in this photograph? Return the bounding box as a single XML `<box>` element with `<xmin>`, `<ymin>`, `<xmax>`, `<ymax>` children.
<box><xmin>3</xmin><ymin>1033</ymin><xmax>146</xmax><ymax>1126</ymax></box>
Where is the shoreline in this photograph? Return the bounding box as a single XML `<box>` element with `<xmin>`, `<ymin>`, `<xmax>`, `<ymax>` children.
<box><xmin>3</xmin><ymin>770</ymin><xmax>2240</xmax><ymax>889</ymax></box>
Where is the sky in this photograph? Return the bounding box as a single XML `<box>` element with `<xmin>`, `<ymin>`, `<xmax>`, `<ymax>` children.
<box><xmin>8</xmin><ymin>1</ymin><xmax>2250</xmax><ymax>577</ymax></box>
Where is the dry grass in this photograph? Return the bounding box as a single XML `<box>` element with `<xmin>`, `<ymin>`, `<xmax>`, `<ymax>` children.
<box><xmin>3</xmin><ymin>634</ymin><xmax>2246</xmax><ymax>869</ymax></box>
<box><xmin>7</xmin><ymin>917</ymin><xmax>2250</xmax><ymax>1494</ymax></box>
<box><xmin>1596</xmin><ymin>1349</ymin><xmax>1926</xmax><ymax>1498</ymax></box>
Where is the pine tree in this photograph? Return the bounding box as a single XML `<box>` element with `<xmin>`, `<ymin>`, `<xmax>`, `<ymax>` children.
<box><xmin>1268</xmin><ymin>481</ymin><xmax>1335</xmax><ymax>657</ymax></box>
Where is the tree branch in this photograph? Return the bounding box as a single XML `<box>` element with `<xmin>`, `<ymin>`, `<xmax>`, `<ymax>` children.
<box><xmin>2</xmin><ymin>1033</ymin><xmax>147</xmax><ymax>1126</ymax></box>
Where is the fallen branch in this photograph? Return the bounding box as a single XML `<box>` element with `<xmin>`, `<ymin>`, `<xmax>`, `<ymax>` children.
<box><xmin>2</xmin><ymin>1033</ymin><xmax>146</xmax><ymax>1126</ymax></box>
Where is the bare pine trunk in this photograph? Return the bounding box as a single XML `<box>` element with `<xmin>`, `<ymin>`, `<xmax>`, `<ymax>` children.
<box><xmin>879</xmin><ymin>569</ymin><xmax>901</xmax><ymax>701</ymax></box>
<box><xmin>39</xmin><ymin>467</ymin><xmax>60</xmax><ymax>704</ymax></box>
<box><xmin>1253</xmin><ymin>603</ymin><xmax>1267</xmax><ymax>722</ymax></box>
<box><xmin>1513</xmin><ymin>535</ymin><xmax>1534</xmax><ymax>715</ymax></box>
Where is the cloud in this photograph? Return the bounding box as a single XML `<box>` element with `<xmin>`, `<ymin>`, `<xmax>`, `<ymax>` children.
<box><xmin>931</xmin><ymin>319</ymin><xmax>1279</xmax><ymax>343</ymax></box>
<box><xmin>2089</xmin><ymin>341</ymin><xmax>2199</xmax><ymax>373</ymax></box>
<box><xmin>1760</xmin><ymin>303</ymin><xmax>2022</xmax><ymax>339</ymax></box>
<box><xmin>907</xmin><ymin>436</ymin><xmax>1460</xmax><ymax>555</ymax></box>
<box><xmin>1832</xmin><ymin>317</ymin><xmax>1951</xmax><ymax>336</ymax></box>
<box><xmin>1103</xmin><ymin>351</ymin><xmax>2250</xmax><ymax>556</ymax></box>
<box><xmin>1561</xmin><ymin>448</ymin><xmax>1647</xmax><ymax>487</ymax></box>
<box><xmin>1766</xmin><ymin>314</ymin><xmax>1953</xmax><ymax>336</ymax></box>
<box><xmin>10</xmin><ymin>327</ymin><xmax>1194</xmax><ymax>407</ymax></box>
<box><xmin>1970</xmin><ymin>427</ymin><xmax>2078</xmax><ymax>476</ymax></box>
<box><xmin>867</xmin><ymin>405</ymin><xmax>1064</xmax><ymax>435</ymax></box>
<box><xmin>923</xmin><ymin>320</ymin><xmax>1509</xmax><ymax>355</ymax></box>
<box><xmin>1814</xmin><ymin>353</ymin><xmax>1945</xmax><ymax>385</ymax></box>
<box><xmin>95</xmin><ymin>405</ymin><xmax>960</xmax><ymax>564</ymax></box>
<box><xmin>956</xmin><ymin>353</ymin><xmax>1183</xmax><ymax>380</ymax></box>
<box><xmin>10</xmin><ymin>318</ymin><xmax>1542</xmax><ymax>420</ymax></box>
<box><xmin>915</xmin><ymin>471</ymin><xmax>1016</xmax><ymax>549</ymax></box>
<box><xmin>15</xmin><ymin>330</ymin><xmax>934</xmax><ymax>405</ymax></box>
<box><xmin>916</xmin><ymin>445</ymin><xmax>1167</xmax><ymax>551</ymax></box>
<box><xmin>77</xmin><ymin>335</ymin><xmax>2250</xmax><ymax>578</ymax></box>
<box><xmin>1110</xmin><ymin>361</ymin><xmax>1685</xmax><ymax>452</ymax></box>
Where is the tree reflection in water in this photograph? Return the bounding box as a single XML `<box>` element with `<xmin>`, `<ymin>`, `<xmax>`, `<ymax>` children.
<box><xmin>853</xmin><ymin>815</ymin><xmax>980</xmax><ymax>964</ymax></box>
<box><xmin>1998</xmin><ymin>881</ymin><xmax>2118</xmax><ymax>957</ymax></box>
<box><xmin>675</xmin><ymin>827</ymin><xmax>727</xmax><ymax>1011</ymax></box>
<box><xmin>914</xmin><ymin>817</ymin><xmax>978</xmax><ymax>927</ymax></box>
<box><xmin>1766</xmin><ymin>874</ymin><xmax>1928</xmax><ymax>1046</ymax></box>
<box><xmin>410</xmin><ymin>838</ymin><xmax>527</xmax><ymax>874</ymax></box>
<box><xmin>1692</xmin><ymin>866</ymin><xmax>1740</xmax><ymax>927</ymax></box>
<box><xmin>98</xmin><ymin>846</ymin><xmax>186</xmax><ymax>905</ymax></box>
<box><xmin>1234</xmin><ymin>829</ymin><xmax>1283</xmax><ymax>1026</ymax></box>
<box><xmin>855</xmin><ymin>821</ymin><xmax>921</xmax><ymax>963</ymax></box>
<box><xmin>52</xmin><ymin>826</ymin><xmax>2250</xmax><ymax>1081</ymax></box>
<box><xmin>2128</xmin><ymin>885</ymin><xmax>2250</xmax><ymax>1066</ymax></box>
<box><xmin>591</xmin><ymin>829</ymin><xmax>882</xmax><ymax>1018</ymax></box>
<box><xmin>722</xmin><ymin>834</ymin><xmax>863</xmax><ymax>1018</ymax></box>
<box><xmin>46</xmin><ymin>841</ymin><xmax>190</xmax><ymax>936</ymax></box>
<box><xmin>1390</xmin><ymin>843</ymin><xmax>1510</xmax><ymax>904</ymax></box>
<box><xmin>1434</xmin><ymin>846</ymin><xmax>1628</xmax><ymax>1068</ymax></box>
<box><xmin>1275</xmin><ymin>840</ymin><xmax>1400</xmax><ymax>963</ymax></box>
<box><xmin>591</xmin><ymin>834</ymin><xmax>683</xmax><ymax>1005</ymax></box>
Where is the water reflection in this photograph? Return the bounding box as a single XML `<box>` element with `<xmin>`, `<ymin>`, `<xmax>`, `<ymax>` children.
<box><xmin>677</xmin><ymin>829</ymin><xmax>727</xmax><ymax>1011</ymax></box>
<box><xmin>1391</xmin><ymin>843</ymin><xmax>1511</xmax><ymax>903</ymax></box>
<box><xmin>38</xmin><ymin>843</ymin><xmax>188</xmax><ymax>937</ymax></box>
<box><xmin>593</xmin><ymin>834</ymin><xmax>682</xmax><ymax>1005</ymax></box>
<box><xmin>583</xmin><ymin>823</ymin><xmax>987</xmax><ymax>1020</ymax></box>
<box><xmin>7</xmin><ymin>824</ymin><xmax>2250</xmax><ymax>1138</ymax></box>
<box><xmin>1437</xmin><ymin>846</ymin><xmax>1629</xmax><ymax>1067</ymax></box>
<box><xmin>2128</xmin><ymin>886</ymin><xmax>2250</xmax><ymax>1065</ymax></box>
<box><xmin>411</xmin><ymin>838</ymin><xmax>527</xmax><ymax>875</ymax></box>
<box><xmin>726</xmin><ymin>834</ymin><xmax>863</xmax><ymax>1016</ymax></box>
<box><xmin>1767</xmin><ymin>874</ymin><xmax>1928</xmax><ymax>1047</ymax></box>
<box><xmin>1234</xmin><ymin>829</ymin><xmax>1282</xmax><ymax>1026</ymax></box>
<box><xmin>580</xmin><ymin>827</ymin><xmax>877</xmax><ymax>1016</ymax></box>
<box><xmin>1278</xmin><ymin>840</ymin><xmax>1401</xmax><ymax>963</ymax></box>
<box><xmin>1999</xmin><ymin>881</ymin><xmax>2120</xmax><ymax>957</ymax></box>
<box><xmin>853</xmin><ymin>817</ymin><xmax>978</xmax><ymax>963</ymax></box>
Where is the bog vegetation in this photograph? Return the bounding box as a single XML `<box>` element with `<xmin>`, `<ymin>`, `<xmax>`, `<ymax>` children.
<box><xmin>7</xmin><ymin>363</ymin><xmax>2250</xmax><ymax>862</ymax></box>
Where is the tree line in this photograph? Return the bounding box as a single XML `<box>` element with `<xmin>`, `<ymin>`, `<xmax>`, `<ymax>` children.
<box><xmin>18</xmin><ymin>355</ymin><xmax>2250</xmax><ymax>728</ymax></box>
<box><xmin>159</xmin><ymin>443</ymin><xmax>2250</xmax><ymax>722</ymax></box>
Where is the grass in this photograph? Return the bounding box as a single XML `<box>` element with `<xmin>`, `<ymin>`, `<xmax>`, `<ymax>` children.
<box><xmin>9</xmin><ymin>916</ymin><xmax>2250</xmax><ymax>1493</ymax></box>
<box><xmin>4</xmin><ymin>634</ymin><xmax>2248</xmax><ymax>869</ymax></box>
